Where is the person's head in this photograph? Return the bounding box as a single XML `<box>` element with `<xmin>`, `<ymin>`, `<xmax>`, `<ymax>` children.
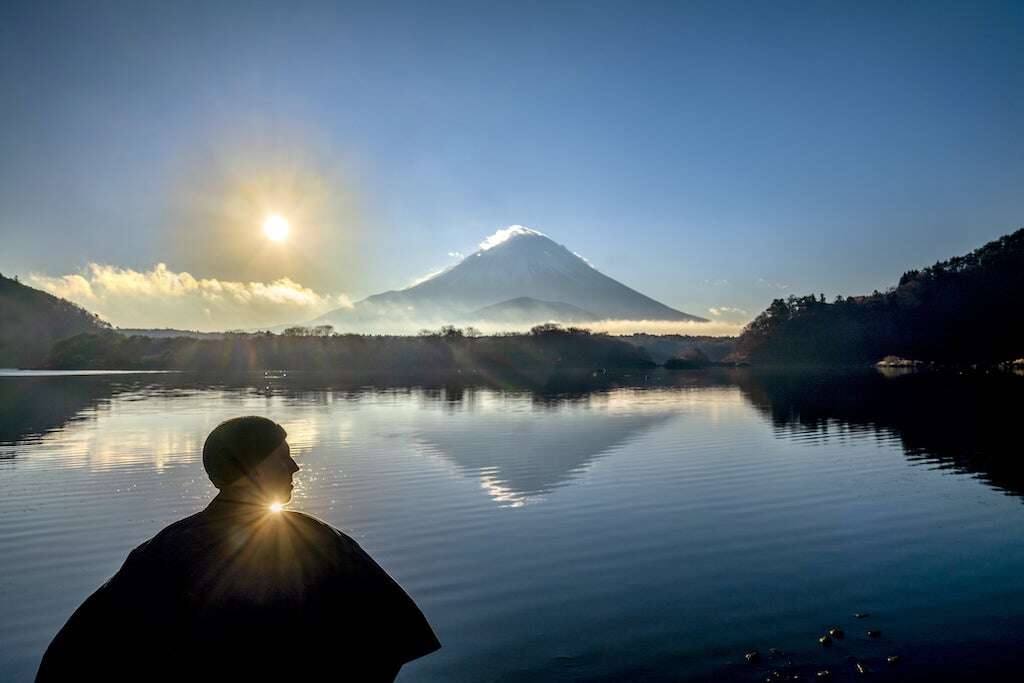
<box><xmin>202</xmin><ymin>416</ymin><xmax>299</xmax><ymax>504</ymax></box>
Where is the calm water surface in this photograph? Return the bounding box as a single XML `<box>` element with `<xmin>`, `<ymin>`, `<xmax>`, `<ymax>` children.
<box><xmin>1</xmin><ymin>370</ymin><xmax>1023</xmax><ymax>681</ymax></box>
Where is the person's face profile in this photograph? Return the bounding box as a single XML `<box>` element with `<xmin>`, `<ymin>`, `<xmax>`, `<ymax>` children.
<box><xmin>252</xmin><ymin>440</ymin><xmax>299</xmax><ymax>504</ymax></box>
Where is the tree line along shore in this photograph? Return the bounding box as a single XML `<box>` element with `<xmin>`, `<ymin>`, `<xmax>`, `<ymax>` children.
<box><xmin>44</xmin><ymin>324</ymin><xmax>664</xmax><ymax>373</ymax></box>
<box><xmin>41</xmin><ymin>323</ymin><xmax>748</xmax><ymax>373</ymax></box>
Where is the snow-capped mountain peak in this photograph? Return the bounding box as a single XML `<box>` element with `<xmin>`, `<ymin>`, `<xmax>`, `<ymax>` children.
<box><xmin>313</xmin><ymin>227</ymin><xmax>706</xmax><ymax>330</ymax></box>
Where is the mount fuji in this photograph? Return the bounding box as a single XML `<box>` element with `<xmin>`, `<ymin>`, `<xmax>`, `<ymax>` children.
<box><xmin>313</xmin><ymin>227</ymin><xmax>705</xmax><ymax>330</ymax></box>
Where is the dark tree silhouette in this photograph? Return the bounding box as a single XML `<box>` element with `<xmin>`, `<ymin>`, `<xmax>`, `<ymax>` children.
<box><xmin>45</xmin><ymin>325</ymin><xmax>657</xmax><ymax>374</ymax></box>
<box><xmin>732</xmin><ymin>227</ymin><xmax>1024</xmax><ymax>365</ymax></box>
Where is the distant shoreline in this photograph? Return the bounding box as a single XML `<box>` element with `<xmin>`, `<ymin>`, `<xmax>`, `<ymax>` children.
<box><xmin>0</xmin><ymin>369</ymin><xmax>180</xmax><ymax>377</ymax></box>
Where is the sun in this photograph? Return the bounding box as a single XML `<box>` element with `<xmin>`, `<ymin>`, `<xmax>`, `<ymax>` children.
<box><xmin>262</xmin><ymin>214</ymin><xmax>290</xmax><ymax>242</ymax></box>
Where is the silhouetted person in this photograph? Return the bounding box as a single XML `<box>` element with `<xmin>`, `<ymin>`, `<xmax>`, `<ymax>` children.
<box><xmin>37</xmin><ymin>416</ymin><xmax>440</xmax><ymax>681</ymax></box>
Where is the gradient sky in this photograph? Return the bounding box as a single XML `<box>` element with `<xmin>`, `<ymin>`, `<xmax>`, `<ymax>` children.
<box><xmin>2</xmin><ymin>1</ymin><xmax>1022</xmax><ymax>330</ymax></box>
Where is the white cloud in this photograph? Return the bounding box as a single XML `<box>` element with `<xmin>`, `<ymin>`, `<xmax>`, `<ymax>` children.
<box><xmin>573</xmin><ymin>251</ymin><xmax>594</xmax><ymax>267</ymax></box>
<box><xmin>708</xmin><ymin>306</ymin><xmax>749</xmax><ymax>317</ymax></box>
<box><xmin>404</xmin><ymin>250</ymin><xmax>468</xmax><ymax>289</ymax></box>
<box><xmin>29</xmin><ymin>263</ymin><xmax>350</xmax><ymax>331</ymax></box>
<box><xmin>757</xmin><ymin>277</ymin><xmax>790</xmax><ymax>291</ymax></box>
<box><xmin>478</xmin><ymin>225</ymin><xmax>545</xmax><ymax>251</ymax></box>
<box><xmin>404</xmin><ymin>265</ymin><xmax>455</xmax><ymax>289</ymax></box>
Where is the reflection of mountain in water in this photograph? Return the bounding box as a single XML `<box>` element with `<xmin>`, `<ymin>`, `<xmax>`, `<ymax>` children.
<box><xmin>736</xmin><ymin>369</ymin><xmax>1024</xmax><ymax>499</ymax></box>
<box><xmin>415</xmin><ymin>399</ymin><xmax>674</xmax><ymax>506</ymax></box>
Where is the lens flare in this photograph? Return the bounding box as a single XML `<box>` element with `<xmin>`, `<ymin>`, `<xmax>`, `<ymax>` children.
<box><xmin>269</xmin><ymin>502</ymin><xmax>284</xmax><ymax>512</ymax></box>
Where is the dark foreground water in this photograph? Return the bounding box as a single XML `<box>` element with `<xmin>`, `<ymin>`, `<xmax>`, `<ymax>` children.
<box><xmin>2</xmin><ymin>369</ymin><xmax>1023</xmax><ymax>681</ymax></box>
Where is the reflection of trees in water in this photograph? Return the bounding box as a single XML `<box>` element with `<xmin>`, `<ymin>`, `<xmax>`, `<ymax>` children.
<box><xmin>19</xmin><ymin>368</ymin><xmax>1013</xmax><ymax>506</ymax></box>
<box><xmin>1</xmin><ymin>370</ymin><xmax>713</xmax><ymax>504</ymax></box>
<box><xmin>251</xmin><ymin>367</ymin><xmax>737</xmax><ymax>401</ymax></box>
<box><xmin>0</xmin><ymin>377</ymin><xmax>118</xmax><ymax>450</ymax></box>
<box><xmin>0</xmin><ymin>370</ymin><xmax>659</xmax><ymax>449</ymax></box>
<box><xmin>735</xmin><ymin>369</ymin><xmax>1024</xmax><ymax>499</ymax></box>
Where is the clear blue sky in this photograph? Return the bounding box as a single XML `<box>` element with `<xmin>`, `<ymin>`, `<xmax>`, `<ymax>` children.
<box><xmin>1</xmin><ymin>0</ymin><xmax>1021</xmax><ymax>328</ymax></box>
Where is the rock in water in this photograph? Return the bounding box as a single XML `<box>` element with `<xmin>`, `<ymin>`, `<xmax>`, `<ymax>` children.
<box><xmin>828</xmin><ymin>627</ymin><xmax>844</xmax><ymax>639</ymax></box>
<box><xmin>746</xmin><ymin>650</ymin><xmax>761</xmax><ymax>664</ymax></box>
<box><xmin>818</xmin><ymin>634</ymin><xmax>832</xmax><ymax>647</ymax></box>
<box><xmin>867</xmin><ymin>629</ymin><xmax>882</xmax><ymax>639</ymax></box>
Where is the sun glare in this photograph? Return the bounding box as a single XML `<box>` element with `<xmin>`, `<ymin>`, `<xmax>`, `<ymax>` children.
<box><xmin>269</xmin><ymin>502</ymin><xmax>284</xmax><ymax>513</ymax></box>
<box><xmin>262</xmin><ymin>214</ymin><xmax>290</xmax><ymax>242</ymax></box>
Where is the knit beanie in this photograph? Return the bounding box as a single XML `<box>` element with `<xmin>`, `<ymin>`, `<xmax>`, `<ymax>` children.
<box><xmin>202</xmin><ymin>416</ymin><xmax>288</xmax><ymax>489</ymax></box>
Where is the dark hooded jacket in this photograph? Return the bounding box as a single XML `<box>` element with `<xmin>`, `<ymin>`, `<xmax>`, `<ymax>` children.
<box><xmin>36</xmin><ymin>494</ymin><xmax>440</xmax><ymax>681</ymax></box>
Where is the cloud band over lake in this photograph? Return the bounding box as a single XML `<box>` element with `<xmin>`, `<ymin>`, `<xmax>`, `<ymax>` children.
<box><xmin>30</xmin><ymin>263</ymin><xmax>351</xmax><ymax>331</ymax></box>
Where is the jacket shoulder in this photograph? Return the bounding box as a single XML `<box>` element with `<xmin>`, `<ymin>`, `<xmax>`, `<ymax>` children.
<box><xmin>281</xmin><ymin>510</ymin><xmax>364</xmax><ymax>548</ymax></box>
<box><xmin>130</xmin><ymin>511</ymin><xmax>207</xmax><ymax>557</ymax></box>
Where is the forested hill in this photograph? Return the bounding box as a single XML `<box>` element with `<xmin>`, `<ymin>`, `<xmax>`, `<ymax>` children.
<box><xmin>0</xmin><ymin>273</ymin><xmax>110</xmax><ymax>368</ymax></box>
<box><xmin>732</xmin><ymin>228</ymin><xmax>1024</xmax><ymax>365</ymax></box>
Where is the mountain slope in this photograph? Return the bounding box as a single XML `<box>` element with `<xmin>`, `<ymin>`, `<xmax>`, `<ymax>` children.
<box><xmin>0</xmin><ymin>273</ymin><xmax>111</xmax><ymax>367</ymax></box>
<box><xmin>316</xmin><ymin>228</ymin><xmax>704</xmax><ymax>329</ymax></box>
<box><xmin>468</xmin><ymin>297</ymin><xmax>599</xmax><ymax>325</ymax></box>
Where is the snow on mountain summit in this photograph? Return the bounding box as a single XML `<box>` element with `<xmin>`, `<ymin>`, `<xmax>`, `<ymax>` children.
<box><xmin>477</xmin><ymin>225</ymin><xmax>546</xmax><ymax>251</ymax></box>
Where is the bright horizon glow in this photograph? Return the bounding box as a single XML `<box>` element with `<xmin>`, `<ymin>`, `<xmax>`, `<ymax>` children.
<box><xmin>262</xmin><ymin>215</ymin><xmax>290</xmax><ymax>242</ymax></box>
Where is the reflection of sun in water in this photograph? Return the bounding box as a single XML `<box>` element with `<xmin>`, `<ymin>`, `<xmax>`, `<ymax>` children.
<box><xmin>269</xmin><ymin>502</ymin><xmax>284</xmax><ymax>513</ymax></box>
<box><xmin>262</xmin><ymin>214</ymin><xmax>290</xmax><ymax>242</ymax></box>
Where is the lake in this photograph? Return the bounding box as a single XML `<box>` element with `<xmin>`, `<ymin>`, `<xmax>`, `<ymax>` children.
<box><xmin>2</xmin><ymin>369</ymin><xmax>1023</xmax><ymax>681</ymax></box>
